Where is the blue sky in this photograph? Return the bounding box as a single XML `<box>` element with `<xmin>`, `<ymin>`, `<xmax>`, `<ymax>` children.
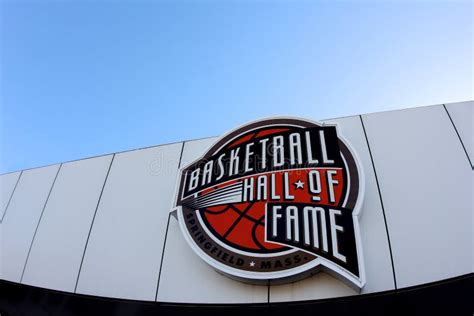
<box><xmin>1</xmin><ymin>1</ymin><xmax>472</xmax><ymax>173</ymax></box>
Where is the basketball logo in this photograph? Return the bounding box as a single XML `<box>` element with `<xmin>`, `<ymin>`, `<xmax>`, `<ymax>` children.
<box><xmin>172</xmin><ymin>117</ymin><xmax>365</xmax><ymax>288</ymax></box>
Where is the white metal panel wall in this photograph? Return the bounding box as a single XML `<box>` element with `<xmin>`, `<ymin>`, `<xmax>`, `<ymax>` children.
<box><xmin>444</xmin><ymin>101</ymin><xmax>473</xmax><ymax>168</ymax></box>
<box><xmin>0</xmin><ymin>221</ymin><xmax>2</xmax><ymax>278</ymax></box>
<box><xmin>157</xmin><ymin>138</ymin><xmax>268</xmax><ymax>303</ymax></box>
<box><xmin>471</xmin><ymin>171</ymin><xmax>474</xmax><ymax>273</ymax></box>
<box><xmin>1</xmin><ymin>165</ymin><xmax>60</xmax><ymax>282</ymax></box>
<box><xmin>157</xmin><ymin>218</ymin><xmax>268</xmax><ymax>303</ymax></box>
<box><xmin>270</xmin><ymin>273</ymin><xmax>355</xmax><ymax>302</ymax></box>
<box><xmin>75</xmin><ymin>143</ymin><xmax>182</xmax><ymax>301</ymax></box>
<box><xmin>21</xmin><ymin>155</ymin><xmax>113</xmax><ymax>292</ymax></box>
<box><xmin>269</xmin><ymin>115</ymin><xmax>396</xmax><ymax>302</ymax></box>
<box><xmin>1</xmin><ymin>171</ymin><xmax>22</xmax><ymax>278</ymax></box>
<box><xmin>362</xmin><ymin>105</ymin><xmax>472</xmax><ymax>288</ymax></box>
<box><xmin>0</xmin><ymin>171</ymin><xmax>21</xmax><ymax>222</ymax></box>
<box><xmin>444</xmin><ymin>102</ymin><xmax>473</xmax><ymax>273</ymax></box>
<box><xmin>179</xmin><ymin>137</ymin><xmax>218</xmax><ymax>167</ymax></box>
<box><xmin>1</xmin><ymin>101</ymin><xmax>471</xmax><ymax>302</ymax></box>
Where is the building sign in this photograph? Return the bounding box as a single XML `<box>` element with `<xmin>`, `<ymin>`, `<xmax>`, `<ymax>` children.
<box><xmin>172</xmin><ymin>117</ymin><xmax>365</xmax><ymax>288</ymax></box>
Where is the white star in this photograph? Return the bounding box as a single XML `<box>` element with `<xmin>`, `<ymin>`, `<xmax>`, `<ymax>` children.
<box><xmin>249</xmin><ymin>261</ymin><xmax>256</xmax><ymax>267</ymax></box>
<box><xmin>294</xmin><ymin>180</ymin><xmax>304</xmax><ymax>189</ymax></box>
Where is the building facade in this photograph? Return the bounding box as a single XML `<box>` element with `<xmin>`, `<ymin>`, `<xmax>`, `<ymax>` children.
<box><xmin>1</xmin><ymin>101</ymin><xmax>472</xmax><ymax>315</ymax></box>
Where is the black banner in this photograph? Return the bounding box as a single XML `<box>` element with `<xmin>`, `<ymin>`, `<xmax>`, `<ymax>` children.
<box><xmin>182</xmin><ymin>126</ymin><xmax>343</xmax><ymax>198</ymax></box>
<box><xmin>265</xmin><ymin>202</ymin><xmax>359</xmax><ymax>276</ymax></box>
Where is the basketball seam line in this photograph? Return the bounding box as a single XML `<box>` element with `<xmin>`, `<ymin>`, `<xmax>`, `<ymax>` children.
<box><xmin>223</xmin><ymin>202</ymin><xmax>255</xmax><ymax>238</ymax></box>
<box><xmin>228</xmin><ymin>204</ymin><xmax>263</xmax><ymax>224</ymax></box>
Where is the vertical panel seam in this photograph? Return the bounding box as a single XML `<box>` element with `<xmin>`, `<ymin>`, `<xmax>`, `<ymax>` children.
<box><xmin>442</xmin><ymin>104</ymin><xmax>473</xmax><ymax>169</ymax></box>
<box><xmin>359</xmin><ymin>116</ymin><xmax>398</xmax><ymax>289</ymax></box>
<box><xmin>20</xmin><ymin>164</ymin><xmax>63</xmax><ymax>283</ymax></box>
<box><xmin>1</xmin><ymin>170</ymin><xmax>23</xmax><ymax>223</ymax></box>
<box><xmin>178</xmin><ymin>141</ymin><xmax>185</xmax><ymax>169</ymax></box>
<box><xmin>74</xmin><ymin>154</ymin><xmax>115</xmax><ymax>293</ymax></box>
<box><xmin>154</xmin><ymin>213</ymin><xmax>172</xmax><ymax>301</ymax></box>
<box><xmin>155</xmin><ymin>141</ymin><xmax>185</xmax><ymax>301</ymax></box>
<box><xmin>267</xmin><ymin>282</ymin><xmax>270</xmax><ymax>304</ymax></box>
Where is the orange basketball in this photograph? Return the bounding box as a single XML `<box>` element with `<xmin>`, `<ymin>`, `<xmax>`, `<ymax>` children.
<box><xmin>202</xmin><ymin>201</ymin><xmax>285</xmax><ymax>253</ymax></box>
